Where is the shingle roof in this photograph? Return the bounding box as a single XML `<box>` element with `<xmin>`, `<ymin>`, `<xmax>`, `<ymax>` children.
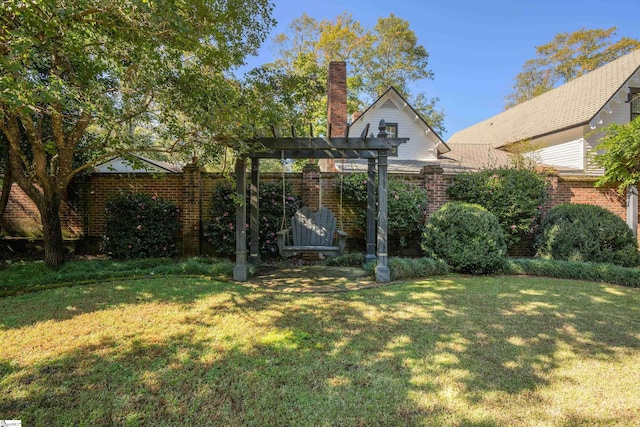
<box><xmin>447</xmin><ymin>49</ymin><xmax>640</xmax><ymax>148</ymax></box>
<box><xmin>438</xmin><ymin>144</ymin><xmax>510</xmax><ymax>172</ymax></box>
<box><xmin>336</xmin><ymin>159</ymin><xmax>435</xmax><ymax>174</ymax></box>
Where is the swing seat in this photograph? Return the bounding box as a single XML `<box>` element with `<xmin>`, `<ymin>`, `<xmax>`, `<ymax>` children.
<box><xmin>277</xmin><ymin>206</ymin><xmax>347</xmax><ymax>257</ymax></box>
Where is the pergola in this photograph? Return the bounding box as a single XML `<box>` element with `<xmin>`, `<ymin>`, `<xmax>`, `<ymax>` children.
<box><xmin>232</xmin><ymin>120</ymin><xmax>408</xmax><ymax>283</ymax></box>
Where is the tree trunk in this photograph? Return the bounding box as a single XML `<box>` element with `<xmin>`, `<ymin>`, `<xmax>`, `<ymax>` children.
<box><xmin>0</xmin><ymin>165</ymin><xmax>11</xmax><ymax>233</ymax></box>
<box><xmin>41</xmin><ymin>195</ymin><xmax>65</xmax><ymax>269</ymax></box>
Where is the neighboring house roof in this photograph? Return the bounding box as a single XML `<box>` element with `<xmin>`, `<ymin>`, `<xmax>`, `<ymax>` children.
<box><xmin>94</xmin><ymin>154</ymin><xmax>183</xmax><ymax>173</ymax></box>
<box><xmin>335</xmin><ymin>145</ymin><xmax>512</xmax><ymax>174</ymax></box>
<box><xmin>438</xmin><ymin>144</ymin><xmax>511</xmax><ymax>173</ymax></box>
<box><xmin>447</xmin><ymin>49</ymin><xmax>640</xmax><ymax>148</ymax></box>
<box><xmin>351</xmin><ymin>86</ymin><xmax>450</xmax><ymax>154</ymax></box>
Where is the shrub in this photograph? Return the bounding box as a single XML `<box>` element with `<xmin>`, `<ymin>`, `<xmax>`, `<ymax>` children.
<box><xmin>203</xmin><ymin>180</ymin><xmax>301</xmax><ymax>259</ymax></box>
<box><xmin>421</xmin><ymin>202</ymin><xmax>507</xmax><ymax>274</ymax></box>
<box><xmin>104</xmin><ymin>193</ymin><xmax>180</xmax><ymax>259</ymax></box>
<box><xmin>535</xmin><ymin>203</ymin><xmax>640</xmax><ymax>267</ymax></box>
<box><xmin>504</xmin><ymin>258</ymin><xmax>640</xmax><ymax>288</ymax></box>
<box><xmin>326</xmin><ymin>252</ymin><xmax>365</xmax><ymax>267</ymax></box>
<box><xmin>340</xmin><ymin>173</ymin><xmax>427</xmax><ymax>250</ymax></box>
<box><xmin>446</xmin><ymin>168</ymin><xmax>548</xmax><ymax>247</ymax></box>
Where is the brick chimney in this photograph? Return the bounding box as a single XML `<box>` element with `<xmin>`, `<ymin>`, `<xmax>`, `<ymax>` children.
<box><xmin>327</xmin><ymin>61</ymin><xmax>347</xmax><ymax>138</ymax></box>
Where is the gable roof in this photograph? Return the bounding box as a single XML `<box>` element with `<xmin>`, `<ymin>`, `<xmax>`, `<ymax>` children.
<box><xmin>351</xmin><ymin>86</ymin><xmax>450</xmax><ymax>153</ymax></box>
<box><xmin>448</xmin><ymin>49</ymin><xmax>640</xmax><ymax>148</ymax></box>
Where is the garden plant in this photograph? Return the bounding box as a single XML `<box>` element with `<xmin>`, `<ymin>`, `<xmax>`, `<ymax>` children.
<box><xmin>446</xmin><ymin>167</ymin><xmax>548</xmax><ymax>247</ymax></box>
<box><xmin>203</xmin><ymin>180</ymin><xmax>301</xmax><ymax>259</ymax></box>
<box><xmin>422</xmin><ymin>201</ymin><xmax>507</xmax><ymax>274</ymax></box>
<box><xmin>535</xmin><ymin>203</ymin><xmax>640</xmax><ymax>267</ymax></box>
<box><xmin>340</xmin><ymin>172</ymin><xmax>427</xmax><ymax>252</ymax></box>
<box><xmin>103</xmin><ymin>193</ymin><xmax>181</xmax><ymax>259</ymax></box>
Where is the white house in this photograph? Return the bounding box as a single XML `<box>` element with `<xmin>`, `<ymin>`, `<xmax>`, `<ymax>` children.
<box><xmin>342</xmin><ymin>87</ymin><xmax>450</xmax><ymax>172</ymax></box>
<box><xmin>447</xmin><ymin>49</ymin><xmax>640</xmax><ymax>174</ymax></box>
<box><xmin>321</xmin><ymin>61</ymin><xmax>453</xmax><ymax>173</ymax></box>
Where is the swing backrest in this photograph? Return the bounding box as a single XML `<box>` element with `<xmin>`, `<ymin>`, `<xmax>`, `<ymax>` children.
<box><xmin>291</xmin><ymin>206</ymin><xmax>337</xmax><ymax>247</ymax></box>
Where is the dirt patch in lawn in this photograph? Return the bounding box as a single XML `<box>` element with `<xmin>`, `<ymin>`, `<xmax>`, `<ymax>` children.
<box><xmin>244</xmin><ymin>265</ymin><xmax>395</xmax><ymax>293</ymax></box>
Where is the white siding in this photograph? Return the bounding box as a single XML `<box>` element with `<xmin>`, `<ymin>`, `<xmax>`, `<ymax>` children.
<box><xmin>583</xmin><ymin>81</ymin><xmax>637</xmax><ymax>175</ymax></box>
<box><xmin>349</xmin><ymin>92</ymin><xmax>440</xmax><ymax>161</ymax></box>
<box><xmin>583</xmin><ymin>133</ymin><xmax>605</xmax><ymax>175</ymax></box>
<box><xmin>528</xmin><ymin>138</ymin><xmax>585</xmax><ymax>170</ymax></box>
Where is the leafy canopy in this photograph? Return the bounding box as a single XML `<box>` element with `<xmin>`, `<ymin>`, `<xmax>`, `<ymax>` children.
<box><xmin>505</xmin><ymin>27</ymin><xmax>640</xmax><ymax>108</ymax></box>
<box><xmin>0</xmin><ymin>0</ymin><xmax>275</xmax><ymax>267</ymax></box>
<box><xmin>269</xmin><ymin>12</ymin><xmax>445</xmax><ymax>135</ymax></box>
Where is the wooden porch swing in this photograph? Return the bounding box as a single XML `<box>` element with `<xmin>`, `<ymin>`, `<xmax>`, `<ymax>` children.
<box><xmin>276</xmin><ymin>151</ymin><xmax>347</xmax><ymax>258</ymax></box>
<box><xmin>276</xmin><ymin>206</ymin><xmax>347</xmax><ymax>257</ymax></box>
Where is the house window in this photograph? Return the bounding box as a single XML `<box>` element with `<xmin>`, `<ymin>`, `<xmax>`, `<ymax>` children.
<box><xmin>630</xmin><ymin>88</ymin><xmax>640</xmax><ymax>121</ymax></box>
<box><xmin>385</xmin><ymin>123</ymin><xmax>398</xmax><ymax>138</ymax></box>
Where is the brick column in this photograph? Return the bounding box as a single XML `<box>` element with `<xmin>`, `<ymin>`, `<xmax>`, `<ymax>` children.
<box><xmin>182</xmin><ymin>161</ymin><xmax>203</xmax><ymax>256</ymax></box>
<box><xmin>302</xmin><ymin>163</ymin><xmax>321</xmax><ymax>210</ymax></box>
<box><xmin>421</xmin><ymin>164</ymin><xmax>448</xmax><ymax>217</ymax></box>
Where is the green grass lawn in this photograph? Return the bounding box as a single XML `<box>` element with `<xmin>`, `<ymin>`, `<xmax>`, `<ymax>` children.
<box><xmin>1</xmin><ymin>275</ymin><xmax>639</xmax><ymax>426</ymax></box>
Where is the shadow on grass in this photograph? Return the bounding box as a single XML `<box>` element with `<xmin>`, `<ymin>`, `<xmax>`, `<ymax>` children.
<box><xmin>1</xmin><ymin>276</ymin><xmax>639</xmax><ymax>425</ymax></box>
<box><xmin>0</xmin><ymin>277</ymin><xmax>246</xmax><ymax>329</ymax></box>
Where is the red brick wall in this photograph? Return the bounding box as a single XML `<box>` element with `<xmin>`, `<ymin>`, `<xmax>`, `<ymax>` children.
<box><xmin>422</xmin><ymin>165</ymin><xmax>453</xmax><ymax>216</ymax></box>
<box><xmin>1</xmin><ymin>183</ymin><xmax>84</xmax><ymax>238</ymax></box>
<box><xmin>548</xmin><ymin>175</ymin><xmax>629</xmax><ymax>223</ymax></box>
<box><xmin>420</xmin><ymin>171</ymin><xmax>635</xmax><ymax>230</ymax></box>
<box><xmin>87</xmin><ymin>174</ymin><xmax>184</xmax><ymax>238</ymax></box>
<box><xmin>3</xmin><ymin>167</ymin><xmax>638</xmax><ymax>257</ymax></box>
<box><xmin>418</xmin><ymin>171</ymin><xmax>638</xmax><ymax>256</ymax></box>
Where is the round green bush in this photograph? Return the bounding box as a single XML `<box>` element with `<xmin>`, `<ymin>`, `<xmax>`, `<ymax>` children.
<box><xmin>104</xmin><ymin>193</ymin><xmax>181</xmax><ymax>259</ymax></box>
<box><xmin>535</xmin><ymin>203</ymin><xmax>640</xmax><ymax>267</ymax></box>
<box><xmin>421</xmin><ymin>202</ymin><xmax>507</xmax><ymax>274</ymax></box>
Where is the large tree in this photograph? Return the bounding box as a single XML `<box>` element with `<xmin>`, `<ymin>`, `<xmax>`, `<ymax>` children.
<box><xmin>0</xmin><ymin>0</ymin><xmax>275</xmax><ymax>268</ymax></box>
<box><xmin>505</xmin><ymin>27</ymin><xmax>640</xmax><ymax>108</ymax></box>
<box><xmin>356</xmin><ymin>14</ymin><xmax>433</xmax><ymax>101</ymax></box>
<box><xmin>271</xmin><ymin>12</ymin><xmax>445</xmax><ymax>135</ymax></box>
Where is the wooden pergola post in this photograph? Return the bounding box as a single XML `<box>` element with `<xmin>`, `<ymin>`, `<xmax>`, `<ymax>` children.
<box><xmin>233</xmin><ymin>157</ymin><xmax>248</xmax><ymax>281</ymax></box>
<box><xmin>249</xmin><ymin>157</ymin><xmax>261</xmax><ymax>266</ymax></box>
<box><xmin>627</xmin><ymin>185</ymin><xmax>638</xmax><ymax>238</ymax></box>
<box><xmin>366</xmin><ymin>158</ymin><xmax>377</xmax><ymax>263</ymax></box>
<box><xmin>376</xmin><ymin>150</ymin><xmax>390</xmax><ymax>282</ymax></box>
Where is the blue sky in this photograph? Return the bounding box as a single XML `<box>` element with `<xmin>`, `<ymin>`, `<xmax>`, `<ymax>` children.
<box><xmin>241</xmin><ymin>0</ymin><xmax>640</xmax><ymax>139</ymax></box>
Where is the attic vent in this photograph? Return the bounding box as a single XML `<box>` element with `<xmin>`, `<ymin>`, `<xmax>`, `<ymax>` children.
<box><xmin>380</xmin><ymin>99</ymin><xmax>398</xmax><ymax>109</ymax></box>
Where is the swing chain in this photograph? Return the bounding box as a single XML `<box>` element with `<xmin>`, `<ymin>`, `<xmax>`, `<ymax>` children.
<box><xmin>281</xmin><ymin>150</ymin><xmax>287</xmax><ymax>230</ymax></box>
